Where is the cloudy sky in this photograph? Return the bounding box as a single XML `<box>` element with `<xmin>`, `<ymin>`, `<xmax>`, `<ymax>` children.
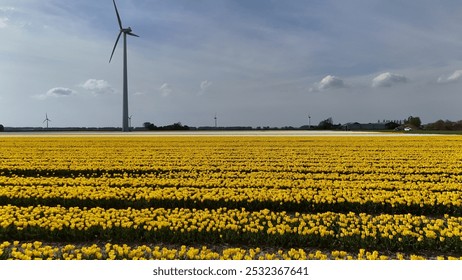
<box><xmin>2</xmin><ymin>0</ymin><xmax>462</xmax><ymax>128</ymax></box>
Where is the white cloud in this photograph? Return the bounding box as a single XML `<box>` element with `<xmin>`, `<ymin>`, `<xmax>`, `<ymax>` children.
<box><xmin>437</xmin><ymin>70</ymin><xmax>462</xmax><ymax>84</ymax></box>
<box><xmin>198</xmin><ymin>80</ymin><xmax>212</xmax><ymax>95</ymax></box>
<box><xmin>310</xmin><ymin>75</ymin><xmax>345</xmax><ymax>92</ymax></box>
<box><xmin>36</xmin><ymin>87</ymin><xmax>76</xmax><ymax>99</ymax></box>
<box><xmin>0</xmin><ymin>17</ymin><xmax>8</xmax><ymax>28</ymax></box>
<box><xmin>159</xmin><ymin>83</ymin><xmax>173</xmax><ymax>97</ymax></box>
<box><xmin>81</xmin><ymin>79</ymin><xmax>114</xmax><ymax>95</ymax></box>
<box><xmin>372</xmin><ymin>72</ymin><xmax>407</xmax><ymax>88</ymax></box>
<box><xmin>200</xmin><ymin>80</ymin><xmax>212</xmax><ymax>90</ymax></box>
<box><xmin>0</xmin><ymin>7</ymin><xmax>15</xmax><ymax>12</ymax></box>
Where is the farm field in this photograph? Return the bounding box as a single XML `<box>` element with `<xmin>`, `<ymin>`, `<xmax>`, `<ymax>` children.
<box><xmin>1</xmin><ymin>134</ymin><xmax>462</xmax><ymax>260</ymax></box>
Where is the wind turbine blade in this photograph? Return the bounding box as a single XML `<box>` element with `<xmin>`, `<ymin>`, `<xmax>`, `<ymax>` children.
<box><xmin>109</xmin><ymin>31</ymin><xmax>122</xmax><ymax>63</ymax></box>
<box><xmin>127</xmin><ymin>32</ymin><xmax>139</xmax><ymax>37</ymax></box>
<box><xmin>113</xmin><ymin>0</ymin><xmax>123</xmax><ymax>30</ymax></box>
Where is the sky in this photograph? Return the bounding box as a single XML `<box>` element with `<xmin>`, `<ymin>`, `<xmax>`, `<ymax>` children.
<box><xmin>2</xmin><ymin>0</ymin><xmax>462</xmax><ymax>128</ymax></box>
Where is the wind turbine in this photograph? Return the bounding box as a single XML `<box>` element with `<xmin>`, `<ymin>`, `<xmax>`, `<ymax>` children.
<box><xmin>128</xmin><ymin>115</ymin><xmax>133</xmax><ymax>130</ymax></box>
<box><xmin>109</xmin><ymin>0</ymin><xmax>139</xmax><ymax>132</ymax></box>
<box><xmin>43</xmin><ymin>113</ymin><xmax>51</xmax><ymax>129</ymax></box>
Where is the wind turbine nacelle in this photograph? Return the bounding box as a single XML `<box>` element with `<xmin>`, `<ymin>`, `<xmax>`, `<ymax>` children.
<box><xmin>122</xmin><ymin>27</ymin><xmax>132</xmax><ymax>33</ymax></box>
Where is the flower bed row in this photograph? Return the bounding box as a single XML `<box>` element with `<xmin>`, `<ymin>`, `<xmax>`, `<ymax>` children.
<box><xmin>1</xmin><ymin>205</ymin><xmax>462</xmax><ymax>254</ymax></box>
<box><xmin>3</xmin><ymin>241</ymin><xmax>460</xmax><ymax>260</ymax></box>
<box><xmin>0</xmin><ymin>185</ymin><xmax>461</xmax><ymax>216</ymax></box>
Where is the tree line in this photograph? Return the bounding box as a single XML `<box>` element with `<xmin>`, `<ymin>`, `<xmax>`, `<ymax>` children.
<box><xmin>143</xmin><ymin>122</ymin><xmax>190</xmax><ymax>131</ymax></box>
<box><xmin>425</xmin><ymin>120</ymin><xmax>462</xmax><ymax>131</ymax></box>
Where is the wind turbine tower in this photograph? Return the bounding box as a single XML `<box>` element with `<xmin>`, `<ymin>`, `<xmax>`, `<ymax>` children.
<box><xmin>214</xmin><ymin>113</ymin><xmax>217</xmax><ymax>128</ymax></box>
<box><xmin>109</xmin><ymin>0</ymin><xmax>139</xmax><ymax>132</ymax></box>
<box><xmin>43</xmin><ymin>113</ymin><xmax>51</xmax><ymax>129</ymax></box>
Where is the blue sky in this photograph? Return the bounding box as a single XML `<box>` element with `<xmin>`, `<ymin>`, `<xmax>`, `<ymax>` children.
<box><xmin>2</xmin><ymin>0</ymin><xmax>462</xmax><ymax>128</ymax></box>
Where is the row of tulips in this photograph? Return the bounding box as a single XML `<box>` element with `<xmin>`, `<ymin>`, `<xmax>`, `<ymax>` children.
<box><xmin>1</xmin><ymin>241</ymin><xmax>461</xmax><ymax>260</ymax></box>
<box><xmin>1</xmin><ymin>205</ymin><xmax>462</xmax><ymax>254</ymax></box>
<box><xmin>3</xmin><ymin>171</ymin><xmax>462</xmax><ymax>191</ymax></box>
<box><xmin>0</xmin><ymin>184</ymin><xmax>461</xmax><ymax>215</ymax></box>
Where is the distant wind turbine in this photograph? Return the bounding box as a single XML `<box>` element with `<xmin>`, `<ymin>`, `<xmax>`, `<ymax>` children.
<box><xmin>43</xmin><ymin>113</ymin><xmax>51</xmax><ymax>129</ymax></box>
<box><xmin>128</xmin><ymin>115</ymin><xmax>133</xmax><ymax>130</ymax></box>
<box><xmin>109</xmin><ymin>0</ymin><xmax>139</xmax><ymax>132</ymax></box>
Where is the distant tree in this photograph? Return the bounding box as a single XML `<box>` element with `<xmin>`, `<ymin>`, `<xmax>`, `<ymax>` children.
<box><xmin>143</xmin><ymin>122</ymin><xmax>156</xmax><ymax>130</ymax></box>
<box><xmin>426</xmin><ymin>119</ymin><xmax>462</xmax><ymax>131</ymax></box>
<box><xmin>171</xmin><ymin>122</ymin><xmax>189</xmax><ymax>130</ymax></box>
<box><xmin>426</xmin><ymin>120</ymin><xmax>445</xmax><ymax>130</ymax></box>
<box><xmin>405</xmin><ymin>116</ymin><xmax>422</xmax><ymax>128</ymax></box>
<box><xmin>0</xmin><ymin>124</ymin><xmax>4</xmax><ymax>132</ymax></box>
<box><xmin>385</xmin><ymin>122</ymin><xmax>400</xmax><ymax>130</ymax></box>
<box><xmin>318</xmin><ymin>117</ymin><xmax>333</xmax><ymax>130</ymax></box>
<box><xmin>455</xmin><ymin>120</ymin><xmax>462</xmax><ymax>130</ymax></box>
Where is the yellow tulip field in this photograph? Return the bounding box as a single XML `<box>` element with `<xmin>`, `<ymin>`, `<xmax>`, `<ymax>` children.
<box><xmin>1</xmin><ymin>135</ymin><xmax>462</xmax><ymax>260</ymax></box>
